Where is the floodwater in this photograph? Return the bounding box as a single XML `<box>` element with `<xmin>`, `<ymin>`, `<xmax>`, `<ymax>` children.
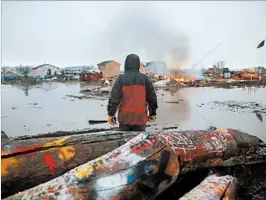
<box><xmin>1</xmin><ymin>82</ymin><xmax>266</xmax><ymax>142</ymax></box>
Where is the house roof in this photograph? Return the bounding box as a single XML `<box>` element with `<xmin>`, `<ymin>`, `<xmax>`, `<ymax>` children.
<box><xmin>32</xmin><ymin>64</ymin><xmax>59</xmax><ymax>70</ymax></box>
<box><xmin>97</xmin><ymin>60</ymin><xmax>120</xmax><ymax>66</ymax></box>
<box><xmin>5</xmin><ymin>70</ymin><xmax>23</xmax><ymax>77</ymax></box>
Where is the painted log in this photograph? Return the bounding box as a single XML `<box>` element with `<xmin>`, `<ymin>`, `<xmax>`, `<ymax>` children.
<box><xmin>4</xmin><ymin>128</ymin><xmax>266</xmax><ymax>200</ymax></box>
<box><xmin>179</xmin><ymin>174</ymin><xmax>239</xmax><ymax>200</ymax></box>
<box><xmin>1</xmin><ymin>130</ymin><xmax>140</xmax><ymax>198</ymax></box>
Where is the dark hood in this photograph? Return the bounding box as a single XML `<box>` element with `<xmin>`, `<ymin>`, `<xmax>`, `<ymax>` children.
<box><xmin>124</xmin><ymin>54</ymin><xmax>140</xmax><ymax>72</ymax></box>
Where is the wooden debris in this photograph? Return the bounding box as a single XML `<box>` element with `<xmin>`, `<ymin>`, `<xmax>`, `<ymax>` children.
<box><xmin>88</xmin><ymin>120</ymin><xmax>108</xmax><ymax>125</ymax></box>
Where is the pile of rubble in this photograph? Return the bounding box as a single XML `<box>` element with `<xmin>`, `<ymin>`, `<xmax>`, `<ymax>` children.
<box><xmin>203</xmin><ymin>101</ymin><xmax>266</xmax><ymax>114</ymax></box>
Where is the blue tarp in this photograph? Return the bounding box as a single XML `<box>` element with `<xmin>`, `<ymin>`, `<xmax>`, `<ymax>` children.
<box><xmin>3</xmin><ymin>75</ymin><xmax>17</xmax><ymax>81</ymax></box>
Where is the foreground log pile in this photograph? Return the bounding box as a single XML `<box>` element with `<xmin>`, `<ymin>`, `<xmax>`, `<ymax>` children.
<box><xmin>2</xmin><ymin>128</ymin><xmax>266</xmax><ymax>200</ymax></box>
<box><xmin>1</xmin><ymin>130</ymin><xmax>140</xmax><ymax>198</ymax></box>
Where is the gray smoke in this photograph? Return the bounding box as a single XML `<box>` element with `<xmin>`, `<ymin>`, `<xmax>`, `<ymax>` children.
<box><xmin>95</xmin><ymin>4</ymin><xmax>190</xmax><ymax>72</ymax></box>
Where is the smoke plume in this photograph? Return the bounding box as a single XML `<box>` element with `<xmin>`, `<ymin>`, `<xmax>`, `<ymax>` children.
<box><xmin>95</xmin><ymin>4</ymin><xmax>190</xmax><ymax>73</ymax></box>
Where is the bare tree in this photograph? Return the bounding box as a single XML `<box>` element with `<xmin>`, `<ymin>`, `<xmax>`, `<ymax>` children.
<box><xmin>213</xmin><ymin>61</ymin><xmax>225</xmax><ymax>69</ymax></box>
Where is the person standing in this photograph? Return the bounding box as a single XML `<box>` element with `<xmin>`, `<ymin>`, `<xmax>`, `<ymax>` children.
<box><xmin>107</xmin><ymin>54</ymin><xmax>158</xmax><ymax>131</ymax></box>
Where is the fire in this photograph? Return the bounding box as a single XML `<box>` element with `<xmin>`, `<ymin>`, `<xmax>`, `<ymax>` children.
<box><xmin>169</xmin><ymin>76</ymin><xmax>196</xmax><ymax>83</ymax></box>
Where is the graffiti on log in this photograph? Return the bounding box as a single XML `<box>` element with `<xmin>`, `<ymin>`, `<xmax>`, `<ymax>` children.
<box><xmin>44</xmin><ymin>154</ymin><xmax>59</xmax><ymax>176</ymax></box>
<box><xmin>2</xmin><ymin>137</ymin><xmax>73</xmax><ymax>177</ymax></box>
<box><xmin>58</xmin><ymin>146</ymin><xmax>76</xmax><ymax>161</ymax></box>
<box><xmin>4</xmin><ymin>133</ymin><xmax>179</xmax><ymax>200</ymax></box>
<box><xmin>179</xmin><ymin>174</ymin><xmax>239</xmax><ymax>200</ymax></box>
<box><xmin>159</xmin><ymin>129</ymin><xmax>236</xmax><ymax>164</ymax></box>
<box><xmin>1</xmin><ymin>131</ymin><xmax>139</xmax><ymax>198</ymax></box>
<box><xmin>1</xmin><ymin>157</ymin><xmax>21</xmax><ymax>176</ymax></box>
<box><xmin>160</xmin><ymin>129</ymin><xmax>233</xmax><ymax>153</ymax></box>
<box><xmin>3</xmin><ymin>129</ymin><xmax>266</xmax><ymax>200</ymax></box>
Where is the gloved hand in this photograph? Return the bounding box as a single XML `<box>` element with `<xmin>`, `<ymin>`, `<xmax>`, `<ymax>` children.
<box><xmin>108</xmin><ymin>115</ymin><xmax>117</xmax><ymax>126</ymax></box>
<box><xmin>148</xmin><ymin>115</ymin><xmax>156</xmax><ymax>122</ymax></box>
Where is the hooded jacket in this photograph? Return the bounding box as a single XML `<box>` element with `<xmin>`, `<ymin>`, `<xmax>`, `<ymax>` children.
<box><xmin>107</xmin><ymin>54</ymin><xmax>158</xmax><ymax>126</ymax></box>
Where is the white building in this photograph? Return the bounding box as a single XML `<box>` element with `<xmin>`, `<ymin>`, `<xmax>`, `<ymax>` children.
<box><xmin>62</xmin><ymin>66</ymin><xmax>86</xmax><ymax>75</ymax></box>
<box><xmin>30</xmin><ymin>64</ymin><xmax>61</xmax><ymax>78</ymax></box>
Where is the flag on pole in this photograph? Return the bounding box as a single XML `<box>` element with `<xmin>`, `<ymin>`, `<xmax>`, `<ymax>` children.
<box><xmin>257</xmin><ymin>40</ymin><xmax>265</xmax><ymax>48</ymax></box>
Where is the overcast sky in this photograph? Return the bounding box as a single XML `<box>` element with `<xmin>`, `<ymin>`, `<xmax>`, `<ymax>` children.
<box><xmin>2</xmin><ymin>1</ymin><xmax>266</xmax><ymax>69</ymax></box>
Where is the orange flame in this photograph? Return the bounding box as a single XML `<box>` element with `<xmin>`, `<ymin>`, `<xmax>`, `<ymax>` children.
<box><xmin>169</xmin><ymin>76</ymin><xmax>196</xmax><ymax>83</ymax></box>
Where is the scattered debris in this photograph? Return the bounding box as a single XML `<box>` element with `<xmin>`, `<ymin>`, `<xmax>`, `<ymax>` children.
<box><xmin>67</xmin><ymin>87</ymin><xmax>110</xmax><ymax>100</ymax></box>
<box><xmin>154</xmin><ymin>79</ymin><xmax>171</xmax><ymax>88</ymax></box>
<box><xmin>202</xmin><ymin>101</ymin><xmax>266</xmax><ymax>114</ymax></box>
<box><xmin>1</xmin><ymin>131</ymin><xmax>9</xmax><ymax>141</ymax></box>
<box><xmin>88</xmin><ymin>120</ymin><xmax>108</xmax><ymax>125</ymax></box>
<box><xmin>254</xmin><ymin>111</ymin><xmax>263</xmax><ymax>122</ymax></box>
<box><xmin>163</xmin><ymin>101</ymin><xmax>180</xmax><ymax>104</ymax></box>
<box><xmin>162</xmin><ymin>126</ymin><xmax>178</xmax><ymax>130</ymax></box>
<box><xmin>206</xmin><ymin>126</ymin><xmax>217</xmax><ymax>131</ymax></box>
<box><xmin>66</xmin><ymin>95</ymin><xmax>83</xmax><ymax>100</ymax></box>
<box><xmin>66</xmin><ymin>94</ymin><xmax>106</xmax><ymax>101</ymax></box>
<box><xmin>28</xmin><ymin>103</ymin><xmax>38</xmax><ymax>106</ymax></box>
<box><xmin>26</xmin><ymin>104</ymin><xmax>43</xmax><ymax>109</ymax></box>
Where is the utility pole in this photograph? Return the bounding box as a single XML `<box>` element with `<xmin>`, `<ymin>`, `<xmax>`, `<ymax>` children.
<box><xmin>193</xmin><ymin>43</ymin><xmax>222</xmax><ymax>69</ymax></box>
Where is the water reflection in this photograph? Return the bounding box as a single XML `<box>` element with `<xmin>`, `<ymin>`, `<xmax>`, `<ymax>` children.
<box><xmin>168</xmin><ymin>86</ymin><xmax>180</xmax><ymax>96</ymax></box>
<box><xmin>158</xmin><ymin>87</ymin><xmax>191</xmax><ymax>124</ymax></box>
<box><xmin>7</xmin><ymin>83</ymin><xmax>62</xmax><ymax>97</ymax></box>
<box><xmin>11</xmin><ymin>84</ymin><xmax>36</xmax><ymax>96</ymax></box>
<box><xmin>241</xmin><ymin>86</ymin><xmax>259</xmax><ymax>95</ymax></box>
<box><xmin>41</xmin><ymin>82</ymin><xmax>58</xmax><ymax>91</ymax></box>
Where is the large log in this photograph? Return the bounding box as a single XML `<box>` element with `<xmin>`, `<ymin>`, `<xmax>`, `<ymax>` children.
<box><xmin>1</xmin><ymin>130</ymin><xmax>140</xmax><ymax>198</ymax></box>
<box><xmin>179</xmin><ymin>174</ymin><xmax>239</xmax><ymax>200</ymax></box>
<box><xmin>5</xmin><ymin>128</ymin><xmax>266</xmax><ymax>200</ymax></box>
